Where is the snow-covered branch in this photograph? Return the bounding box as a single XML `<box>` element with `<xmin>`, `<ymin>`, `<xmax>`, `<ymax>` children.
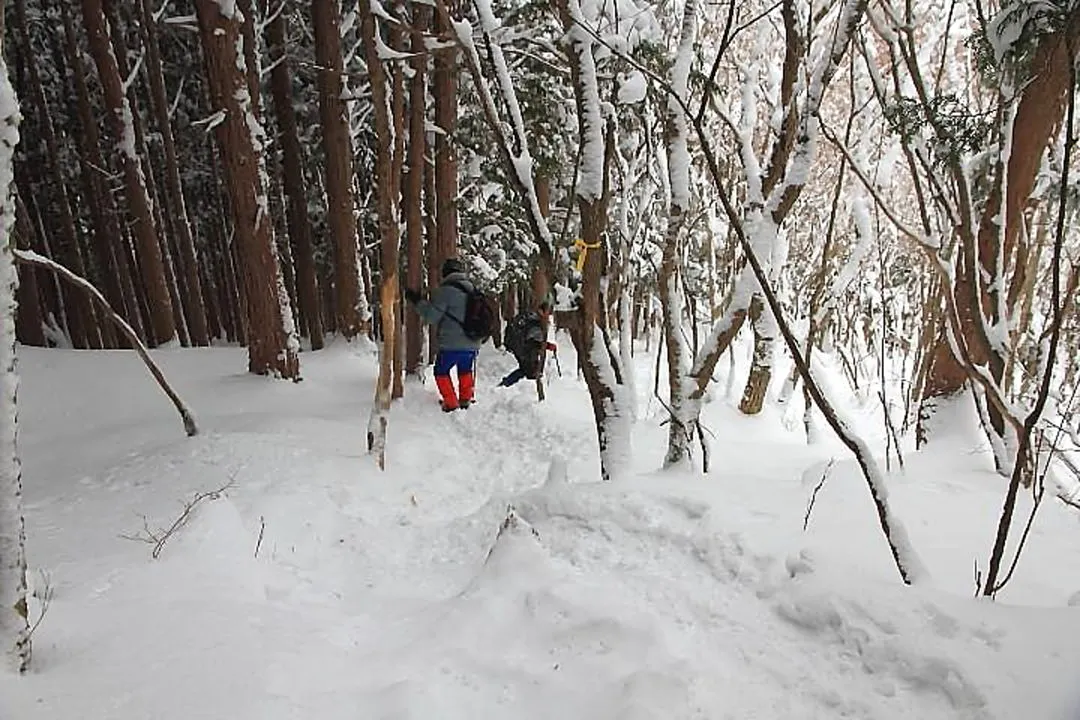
<box><xmin>13</xmin><ymin>249</ymin><xmax>198</xmax><ymax>438</ymax></box>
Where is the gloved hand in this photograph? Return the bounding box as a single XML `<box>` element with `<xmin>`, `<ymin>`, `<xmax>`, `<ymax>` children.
<box><xmin>403</xmin><ymin>288</ymin><xmax>422</xmax><ymax>304</ymax></box>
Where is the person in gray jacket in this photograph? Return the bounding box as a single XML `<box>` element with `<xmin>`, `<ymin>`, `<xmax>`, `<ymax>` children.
<box><xmin>404</xmin><ymin>257</ymin><xmax>482</xmax><ymax>411</ymax></box>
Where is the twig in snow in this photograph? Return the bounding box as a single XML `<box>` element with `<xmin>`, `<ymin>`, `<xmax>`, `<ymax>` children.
<box><xmin>803</xmin><ymin>459</ymin><xmax>835</xmax><ymax>531</ymax></box>
<box><xmin>27</xmin><ymin>570</ymin><xmax>53</xmax><ymax>639</ymax></box>
<box><xmin>120</xmin><ymin>479</ymin><xmax>236</xmax><ymax>559</ymax></box>
<box><xmin>254</xmin><ymin>516</ymin><xmax>266</xmax><ymax>558</ymax></box>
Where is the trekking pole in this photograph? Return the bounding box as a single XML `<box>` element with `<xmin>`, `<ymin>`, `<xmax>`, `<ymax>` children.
<box><xmin>553</xmin><ymin>351</ymin><xmax>563</xmax><ymax>377</ymax></box>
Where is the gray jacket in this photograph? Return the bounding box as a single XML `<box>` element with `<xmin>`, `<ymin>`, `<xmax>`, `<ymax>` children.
<box><xmin>416</xmin><ymin>272</ymin><xmax>482</xmax><ymax>351</ymax></box>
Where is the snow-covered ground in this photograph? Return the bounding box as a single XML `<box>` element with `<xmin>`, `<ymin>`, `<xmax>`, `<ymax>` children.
<box><xmin>2</xmin><ymin>337</ymin><xmax>1079</xmax><ymax>719</ymax></box>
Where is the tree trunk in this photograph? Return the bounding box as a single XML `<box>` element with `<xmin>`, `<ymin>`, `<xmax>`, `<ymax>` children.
<box><xmin>59</xmin><ymin>0</ymin><xmax>137</xmax><ymax>345</ymax></box>
<box><xmin>404</xmin><ymin>4</ymin><xmax>428</xmax><ymax>376</ymax></box>
<box><xmin>16</xmin><ymin>0</ymin><xmax>99</xmax><ymax>349</ymax></box>
<box><xmin>359</xmin><ymin>0</ymin><xmax>401</xmax><ymax>468</ymax></box>
<box><xmin>556</xmin><ymin>0</ymin><xmax>628</xmax><ymax>481</ymax></box>
<box><xmin>236</xmin><ymin>0</ymin><xmax>262</xmax><ymax>118</ymax></box>
<box><xmin>920</xmin><ymin>10</ymin><xmax>1080</xmax><ymax>439</ymax></box>
<box><xmin>195</xmin><ymin>0</ymin><xmax>299</xmax><ymax>378</ymax></box>
<box><xmin>389</xmin><ymin>2</ymin><xmax>407</xmax><ymax>400</ymax></box>
<box><xmin>660</xmin><ymin>0</ymin><xmax>697</xmax><ymax>467</ymax></box>
<box><xmin>103</xmin><ymin>1</ymin><xmax>189</xmax><ymax>347</ymax></box>
<box><xmin>739</xmin><ymin>296</ymin><xmax>773</xmax><ymax>415</ymax></box>
<box><xmin>81</xmin><ymin>0</ymin><xmax>176</xmax><ymax>345</ymax></box>
<box><xmin>12</xmin><ymin>192</ymin><xmax>43</xmax><ymax>347</ymax></box>
<box><xmin>313</xmin><ymin>0</ymin><xmax>363</xmax><ymax>339</ymax></box>
<box><xmin>424</xmin><ymin>117</ymin><xmax>440</xmax><ymax>362</ymax></box>
<box><xmin>433</xmin><ymin>10</ymin><xmax>458</xmax><ymax>261</ymax></box>
<box><xmin>266</xmin><ymin>5</ymin><xmax>323</xmax><ymax>350</ymax></box>
<box><xmin>0</xmin><ymin>39</ymin><xmax>31</xmax><ymax>673</ymax></box>
<box><xmin>532</xmin><ymin>176</ymin><xmax>552</xmax><ymax>307</ymax></box>
<box><xmin>138</xmin><ymin>0</ymin><xmax>209</xmax><ymax>346</ymax></box>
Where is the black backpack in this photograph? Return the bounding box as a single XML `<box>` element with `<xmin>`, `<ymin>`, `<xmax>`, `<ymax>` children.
<box><xmin>447</xmin><ymin>281</ymin><xmax>496</xmax><ymax>343</ymax></box>
<box><xmin>504</xmin><ymin>310</ymin><xmax>539</xmax><ymax>356</ymax></box>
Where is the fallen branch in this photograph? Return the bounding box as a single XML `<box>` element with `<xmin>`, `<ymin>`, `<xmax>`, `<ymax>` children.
<box><xmin>803</xmin><ymin>459</ymin><xmax>835</xmax><ymax>531</ymax></box>
<box><xmin>121</xmin><ymin>479</ymin><xmax>235</xmax><ymax>558</ymax></box>
<box><xmin>13</xmin><ymin>248</ymin><xmax>198</xmax><ymax>437</ymax></box>
<box><xmin>254</xmin><ymin>515</ymin><xmax>266</xmax><ymax>558</ymax></box>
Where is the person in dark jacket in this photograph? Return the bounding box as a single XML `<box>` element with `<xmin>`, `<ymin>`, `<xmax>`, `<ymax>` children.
<box><xmin>499</xmin><ymin>302</ymin><xmax>557</xmax><ymax>387</ymax></box>
<box><xmin>404</xmin><ymin>257</ymin><xmax>482</xmax><ymax>411</ymax></box>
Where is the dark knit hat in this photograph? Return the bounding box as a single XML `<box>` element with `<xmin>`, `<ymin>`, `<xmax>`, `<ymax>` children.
<box><xmin>441</xmin><ymin>257</ymin><xmax>466</xmax><ymax>278</ymax></box>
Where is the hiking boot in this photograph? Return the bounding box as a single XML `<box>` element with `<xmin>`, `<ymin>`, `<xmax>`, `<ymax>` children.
<box><xmin>459</xmin><ymin>399</ymin><xmax>472</xmax><ymax>409</ymax></box>
<box><xmin>440</xmin><ymin>401</ymin><xmax>459</xmax><ymax>413</ymax></box>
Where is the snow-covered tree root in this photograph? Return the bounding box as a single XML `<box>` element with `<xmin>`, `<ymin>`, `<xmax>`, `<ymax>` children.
<box><xmin>13</xmin><ymin>249</ymin><xmax>198</xmax><ymax>437</ymax></box>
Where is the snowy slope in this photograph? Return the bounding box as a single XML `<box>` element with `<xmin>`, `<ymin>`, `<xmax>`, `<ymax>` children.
<box><xmin>2</xmin><ymin>341</ymin><xmax>1079</xmax><ymax>719</ymax></box>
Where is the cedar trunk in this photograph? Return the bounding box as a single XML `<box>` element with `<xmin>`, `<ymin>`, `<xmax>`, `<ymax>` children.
<box><xmin>81</xmin><ymin>0</ymin><xmax>175</xmax><ymax>345</ymax></box>
<box><xmin>433</xmin><ymin>11</ymin><xmax>458</xmax><ymax>261</ymax></box>
<box><xmin>266</xmin><ymin>7</ymin><xmax>324</xmax><ymax>350</ymax></box>
<box><xmin>313</xmin><ymin>0</ymin><xmax>363</xmax><ymax>339</ymax></box>
<box><xmin>195</xmin><ymin>0</ymin><xmax>300</xmax><ymax>378</ymax></box>
<box><xmin>404</xmin><ymin>5</ymin><xmax>428</xmax><ymax>376</ymax></box>
<box><xmin>16</xmin><ymin>0</ymin><xmax>99</xmax><ymax>349</ymax></box>
<box><xmin>138</xmin><ymin>0</ymin><xmax>209</xmax><ymax>346</ymax></box>
<box><xmin>12</xmin><ymin>191</ymin><xmax>43</xmax><ymax>347</ymax></box>
<box><xmin>389</xmin><ymin>3</ymin><xmax>407</xmax><ymax>400</ymax></box>
<box><xmin>59</xmin><ymin>1</ymin><xmax>139</xmax><ymax>344</ymax></box>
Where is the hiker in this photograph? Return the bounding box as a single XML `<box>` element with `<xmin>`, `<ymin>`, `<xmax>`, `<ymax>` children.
<box><xmin>499</xmin><ymin>303</ymin><xmax>557</xmax><ymax>387</ymax></box>
<box><xmin>404</xmin><ymin>257</ymin><xmax>482</xmax><ymax>412</ymax></box>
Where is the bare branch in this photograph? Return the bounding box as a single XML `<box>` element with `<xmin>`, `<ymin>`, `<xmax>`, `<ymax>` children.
<box><xmin>803</xmin><ymin>459</ymin><xmax>835</xmax><ymax>531</ymax></box>
<box><xmin>121</xmin><ymin>479</ymin><xmax>236</xmax><ymax>559</ymax></box>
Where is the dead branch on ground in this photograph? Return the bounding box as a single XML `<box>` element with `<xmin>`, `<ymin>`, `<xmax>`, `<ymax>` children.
<box><xmin>120</xmin><ymin>479</ymin><xmax>235</xmax><ymax>558</ymax></box>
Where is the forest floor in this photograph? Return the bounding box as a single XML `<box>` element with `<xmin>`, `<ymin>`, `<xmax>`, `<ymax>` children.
<box><xmin>2</xmin><ymin>336</ymin><xmax>1079</xmax><ymax>719</ymax></box>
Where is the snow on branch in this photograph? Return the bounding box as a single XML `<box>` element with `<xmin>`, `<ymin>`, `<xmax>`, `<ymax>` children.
<box><xmin>435</xmin><ymin>0</ymin><xmax>555</xmax><ymax>265</ymax></box>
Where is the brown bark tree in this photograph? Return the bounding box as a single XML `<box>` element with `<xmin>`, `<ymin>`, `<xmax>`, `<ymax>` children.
<box><xmin>404</xmin><ymin>4</ymin><xmax>428</xmax><ymax>376</ymax></box>
<box><xmin>313</xmin><ymin>0</ymin><xmax>364</xmax><ymax>339</ymax></box>
<box><xmin>59</xmin><ymin>0</ymin><xmax>140</xmax><ymax>344</ymax></box>
<box><xmin>195</xmin><ymin>0</ymin><xmax>300</xmax><ymax>378</ymax></box>
<box><xmin>360</xmin><ymin>0</ymin><xmax>402</xmax><ymax>467</ymax></box>
<box><xmin>81</xmin><ymin>0</ymin><xmax>176</xmax><ymax>345</ymax></box>
<box><xmin>433</xmin><ymin>8</ymin><xmax>458</xmax><ymax>262</ymax></box>
<box><xmin>266</xmin><ymin>4</ymin><xmax>324</xmax><ymax>350</ymax></box>
<box><xmin>138</xmin><ymin>0</ymin><xmax>210</xmax><ymax>346</ymax></box>
<box><xmin>15</xmin><ymin>0</ymin><xmax>100</xmax><ymax>349</ymax></box>
<box><xmin>921</xmin><ymin>12</ymin><xmax>1080</xmax><ymax>439</ymax></box>
<box><xmin>13</xmin><ymin>190</ymin><xmax>43</xmax><ymax>347</ymax></box>
<box><xmin>103</xmin><ymin>1</ymin><xmax>189</xmax><ymax>346</ymax></box>
<box><xmin>389</xmin><ymin>1</ymin><xmax>407</xmax><ymax>400</ymax></box>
